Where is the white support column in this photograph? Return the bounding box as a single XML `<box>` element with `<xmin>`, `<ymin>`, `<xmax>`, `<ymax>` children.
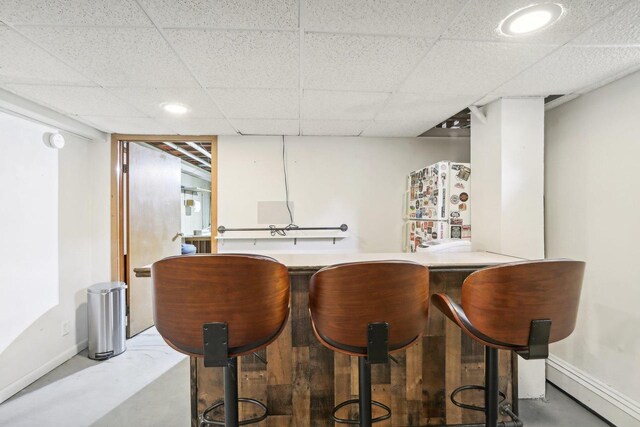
<box><xmin>471</xmin><ymin>97</ymin><xmax>546</xmax><ymax>399</ymax></box>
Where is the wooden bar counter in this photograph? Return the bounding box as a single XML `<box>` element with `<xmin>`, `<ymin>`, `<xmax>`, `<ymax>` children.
<box><xmin>136</xmin><ymin>251</ymin><xmax>523</xmax><ymax>426</ymax></box>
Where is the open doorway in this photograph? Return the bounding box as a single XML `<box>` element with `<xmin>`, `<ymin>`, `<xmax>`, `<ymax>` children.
<box><xmin>110</xmin><ymin>135</ymin><xmax>217</xmax><ymax>337</ymax></box>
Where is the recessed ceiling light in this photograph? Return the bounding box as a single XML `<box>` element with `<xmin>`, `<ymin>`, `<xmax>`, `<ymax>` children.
<box><xmin>499</xmin><ymin>3</ymin><xmax>563</xmax><ymax>36</ymax></box>
<box><xmin>161</xmin><ymin>102</ymin><xmax>189</xmax><ymax>114</ymax></box>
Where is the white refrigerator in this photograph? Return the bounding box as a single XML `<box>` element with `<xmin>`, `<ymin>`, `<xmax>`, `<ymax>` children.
<box><xmin>404</xmin><ymin>161</ymin><xmax>471</xmax><ymax>252</ymax></box>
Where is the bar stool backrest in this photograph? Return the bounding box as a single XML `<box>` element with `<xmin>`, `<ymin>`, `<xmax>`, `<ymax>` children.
<box><xmin>309</xmin><ymin>261</ymin><xmax>429</xmax><ymax>355</ymax></box>
<box><xmin>462</xmin><ymin>259</ymin><xmax>585</xmax><ymax>347</ymax></box>
<box><xmin>152</xmin><ymin>254</ymin><xmax>290</xmax><ymax>358</ymax></box>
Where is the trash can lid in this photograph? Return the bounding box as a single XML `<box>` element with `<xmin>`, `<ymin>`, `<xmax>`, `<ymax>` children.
<box><xmin>87</xmin><ymin>282</ymin><xmax>127</xmax><ymax>294</ymax></box>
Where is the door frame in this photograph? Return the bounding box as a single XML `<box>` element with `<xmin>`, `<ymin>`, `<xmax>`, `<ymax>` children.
<box><xmin>110</xmin><ymin>134</ymin><xmax>218</xmax><ymax>284</ymax></box>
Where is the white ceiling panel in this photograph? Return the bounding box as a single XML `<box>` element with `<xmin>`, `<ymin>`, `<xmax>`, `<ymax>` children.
<box><xmin>0</xmin><ymin>25</ymin><xmax>91</xmax><ymax>85</ymax></box>
<box><xmin>442</xmin><ymin>0</ymin><xmax>629</xmax><ymax>45</ymax></box>
<box><xmin>5</xmin><ymin>84</ymin><xmax>146</xmax><ymax>116</ymax></box>
<box><xmin>166</xmin><ymin>29</ymin><xmax>298</xmax><ymax>88</ymax></box>
<box><xmin>138</xmin><ymin>0</ymin><xmax>298</xmax><ymax>30</ymax></box>
<box><xmin>304</xmin><ymin>33</ymin><xmax>431</xmax><ymax>91</ymax></box>
<box><xmin>0</xmin><ymin>0</ymin><xmax>150</xmax><ymax>26</ymax></box>
<box><xmin>302</xmin><ymin>90</ymin><xmax>390</xmax><ymax>120</ymax></box>
<box><xmin>162</xmin><ymin>117</ymin><xmax>237</xmax><ymax>135</ymax></box>
<box><xmin>400</xmin><ymin>40</ymin><xmax>555</xmax><ymax>95</ymax></box>
<box><xmin>109</xmin><ymin>87</ymin><xmax>224</xmax><ymax>118</ymax></box>
<box><xmin>77</xmin><ymin>116</ymin><xmax>174</xmax><ymax>134</ymax></box>
<box><xmin>303</xmin><ymin>0</ymin><xmax>466</xmax><ymax>37</ymax></box>
<box><xmin>301</xmin><ymin>120</ymin><xmax>368</xmax><ymax>136</ymax></box>
<box><xmin>376</xmin><ymin>93</ymin><xmax>474</xmax><ymax>122</ymax></box>
<box><xmin>207</xmin><ymin>88</ymin><xmax>298</xmax><ymax>119</ymax></box>
<box><xmin>361</xmin><ymin>120</ymin><xmax>438</xmax><ymax>137</ymax></box>
<box><xmin>232</xmin><ymin>119</ymin><xmax>299</xmax><ymax>135</ymax></box>
<box><xmin>476</xmin><ymin>93</ymin><xmax>502</xmax><ymax>106</ymax></box>
<box><xmin>496</xmin><ymin>46</ymin><xmax>640</xmax><ymax>96</ymax></box>
<box><xmin>19</xmin><ymin>27</ymin><xmax>198</xmax><ymax>87</ymax></box>
<box><xmin>571</xmin><ymin>1</ymin><xmax>640</xmax><ymax>46</ymax></box>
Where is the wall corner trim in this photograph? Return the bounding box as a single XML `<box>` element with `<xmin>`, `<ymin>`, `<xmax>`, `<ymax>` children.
<box><xmin>0</xmin><ymin>340</ymin><xmax>88</xmax><ymax>404</ymax></box>
<box><xmin>546</xmin><ymin>354</ymin><xmax>640</xmax><ymax>426</ymax></box>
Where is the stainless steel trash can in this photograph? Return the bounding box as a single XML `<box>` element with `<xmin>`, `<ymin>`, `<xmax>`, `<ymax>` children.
<box><xmin>87</xmin><ymin>282</ymin><xmax>127</xmax><ymax>360</ymax></box>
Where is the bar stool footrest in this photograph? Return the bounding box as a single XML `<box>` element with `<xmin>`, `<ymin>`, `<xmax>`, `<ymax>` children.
<box><xmin>201</xmin><ymin>397</ymin><xmax>268</xmax><ymax>426</ymax></box>
<box><xmin>331</xmin><ymin>398</ymin><xmax>391</xmax><ymax>424</ymax></box>
<box><xmin>450</xmin><ymin>384</ymin><xmax>507</xmax><ymax>413</ymax></box>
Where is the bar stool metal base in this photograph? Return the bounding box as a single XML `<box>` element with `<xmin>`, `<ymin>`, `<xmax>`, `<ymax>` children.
<box><xmin>331</xmin><ymin>399</ymin><xmax>391</xmax><ymax>425</ymax></box>
<box><xmin>432</xmin><ymin>347</ymin><xmax>522</xmax><ymax>427</ymax></box>
<box><xmin>200</xmin><ymin>357</ymin><xmax>268</xmax><ymax>427</ymax></box>
<box><xmin>331</xmin><ymin>356</ymin><xmax>391</xmax><ymax>427</ymax></box>
<box><xmin>201</xmin><ymin>398</ymin><xmax>268</xmax><ymax>426</ymax></box>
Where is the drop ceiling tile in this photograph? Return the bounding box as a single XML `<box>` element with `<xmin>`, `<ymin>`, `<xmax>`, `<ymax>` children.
<box><xmin>77</xmin><ymin>116</ymin><xmax>174</xmax><ymax>134</ymax></box>
<box><xmin>138</xmin><ymin>0</ymin><xmax>298</xmax><ymax>30</ymax></box>
<box><xmin>0</xmin><ymin>25</ymin><xmax>91</xmax><ymax>85</ymax></box>
<box><xmin>400</xmin><ymin>40</ymin><xmax>555</xmax><ymax>95</ymax></box>
<box><xmin>108</xmin><ymin>87</ymin><xmax>224</xmax><ymax>118</ymax></box>
<box><xmin>375</xmin><ymin>93</ymin><xmax>475</xmax><ymax>122</ymax></box>
<box><xmin>166</xmin><ymin>29</ymin><xmax>298</xmax><ymax>88</ymax></box>
<box><xmin>163</xmin><ymin>117</ymin><xmax>237</xmax><ymax>135</ymax></box>
<box><xmin>20</xmin><ymin>27</ymin><xmax>198</xmax><ymax>87</ymax></box>
<box><xmin>231</xmin><ymin>119</ymin><xmax>299</xmax><ymax>135</ymax></box>
<box><xmin>207</xmin><ymin>88</ymin><xmax>298</xmax><ymax>119</ymax></box>
<box><xmin>301</xmin><ymin>120</ymin><xmax>367</xmax><ymax>136</ymax></box>
<box><xmin>304</xmin><ymin>33</ymin><xmax>431</xmax><ymax>91</ymax></box>
<box><xmin>571</xmin><ymin>1</ymin><xmax>640</xmax><ymax>46</ymax></box>
<box><xmin>495</xmin><ymin>46</ymin><xmax>640</xmax><ymax>96</ymax></box>
<box><xmin>442</xmin><ymin>0</ymin><xmax>628</xmax><ymax>45</ymax></box>
<box><xmin>0</xmin><ymin>0</ymin><xmax>151</xmax><ymax>26</ymax></box>
<box><xmin>361</xmin><ymin>120</ymin><xmax>438</xmax><ymax>137</ymax></box>
<box><xmin>476</xmin><ymin>93</ymin><xmax>502</xmax><ymax>106</ymax></box>
<box><xmin>5</xmin><ymin>84</ymin><xmax>146</xmax><ymax>116</ymax></box>
<box><xmin>302</xmin><ymin>90</ymin><xmax>390</xmax><ymax>120</ymax></box>
<box><xmin>303</xmin><ymin>0</ymin><xmax>466</xmax><ymax>37</ymax></box>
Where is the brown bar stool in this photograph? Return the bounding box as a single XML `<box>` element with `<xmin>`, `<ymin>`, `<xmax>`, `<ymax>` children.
<box><xmin>309</xmin><ymin>261</ymin><xmax>429</xmax><ymax>427</ymax></box>
<box><xmin>431</xmin><ymin>259</ymin><xmax>585</xmax><ymax>427</ymax></box>
<box><xmin>152</xmin><ymin>254</ymin><xmax>290</xmax><ymax>427</ymax></box>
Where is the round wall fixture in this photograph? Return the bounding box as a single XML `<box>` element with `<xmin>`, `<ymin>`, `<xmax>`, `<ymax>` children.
<box><xmin>45</xmin><ymin>132</ymin><xmax>66</xmax><ymax>149</ymax></box>
<box><xmin>499</xmin><ymin>3</ymin><xmax>564</xmax><ymax>36</ymax></box>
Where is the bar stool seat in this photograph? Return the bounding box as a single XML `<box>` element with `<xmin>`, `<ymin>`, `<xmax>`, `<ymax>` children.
<box><xmin>431</xmin><ymin>259</ymin><xmax>585</xmax><ymax>427</ymax></box>
<box><xmin>152</xmin><ymin>254</ymin><xmax>290</xmax><ymax>427</ymax></box>
<box><xmin>309</xmin><ymin>261</ymin><xmax>429</xmax><ymax>426</ymax></box>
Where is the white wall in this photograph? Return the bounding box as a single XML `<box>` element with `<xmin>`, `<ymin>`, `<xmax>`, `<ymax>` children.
<box><xmin>545</xmin><ymin>70</ymin><xmax>640</xmax><ymax>426</ymax></box>
<box><xmin>0</xmin><ymin>111</ymin><xmax>111</xmax><ymax>403</ymax></box>
<box><xmin>217</xmin><ymin>135</ymin><xmax>470</xmax><ymax>253</ymax></box>
<box><xmin>471</xmin><ymin>98</ymin><xmax>546</xmax><ymax>399</ymax></box>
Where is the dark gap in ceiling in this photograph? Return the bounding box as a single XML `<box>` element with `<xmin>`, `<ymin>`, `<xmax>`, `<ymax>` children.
<box><xmin>419</xmin><ymin>95</ymin><xmax>566</xmax><ymax>137</ymax></box>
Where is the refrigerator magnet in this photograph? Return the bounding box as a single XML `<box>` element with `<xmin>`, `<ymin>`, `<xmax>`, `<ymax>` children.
<box><xmin>460</xmin><ymin>192</ymin><xmax>469</xmax><ymax>202</ymax></box>
<box><xmin>458</xmin><ymin>203</ymin><xmax>467</xmax><ymax>211</ymax></box>
<box><xmin>457</xmin><ymin>166</ymin><xmax>471</xmax><ymax>181</ymax></box>
<box><xmin>455</xmin><ymin>182</ymin><xmax>465</xmax><ymax>189</ymax></box>
<box><xmin>450</xmin><ymin>211</ymin><xmax>460</xmax><ymax>218</ymax></box>
<box><xmin>450</xmin><ymin>195</ymin><xmax>459</xmax><ymax>204</ymax></box>
<box><xmin>451</xmin><ymin>226</ymin><xmax>462</xmax><ymax>239</ymax></box>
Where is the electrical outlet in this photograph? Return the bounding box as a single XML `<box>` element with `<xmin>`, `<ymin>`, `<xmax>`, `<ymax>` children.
<box><xmin>62</xmin><ymin>321</ymin><xmax>70</xmax><ymax>336</ymax></box>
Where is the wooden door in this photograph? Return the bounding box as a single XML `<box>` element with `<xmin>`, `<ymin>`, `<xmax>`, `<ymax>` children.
<box><xmin>126</xmin><ymin>143</ymin><xmax>181</xmax><ymax>337</ymax></box>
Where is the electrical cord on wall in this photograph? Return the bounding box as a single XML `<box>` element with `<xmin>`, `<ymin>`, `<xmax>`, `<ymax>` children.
<box><xmin>269</xmin><ymin>136</ymin><xmax>298</xmax><ymax>236</ymax></box>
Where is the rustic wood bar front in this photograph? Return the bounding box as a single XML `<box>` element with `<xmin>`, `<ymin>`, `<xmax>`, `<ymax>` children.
<box><xmin>135</xmin><ymin>252</ymin><xmax>522</xmax><ymax>426</ymax></box>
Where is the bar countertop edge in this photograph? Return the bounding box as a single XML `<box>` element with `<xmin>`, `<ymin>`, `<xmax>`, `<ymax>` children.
<box><xmin>133</xmin><ymin>251</ymin><xmax>524</xmax><ymax>277</ymax></box>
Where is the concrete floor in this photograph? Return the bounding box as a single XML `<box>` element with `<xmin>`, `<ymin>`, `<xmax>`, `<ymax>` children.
<box><xmin>0</xmin><ymin>328</ymin><xmax>611</xmax><ymax>427</ymax></box>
